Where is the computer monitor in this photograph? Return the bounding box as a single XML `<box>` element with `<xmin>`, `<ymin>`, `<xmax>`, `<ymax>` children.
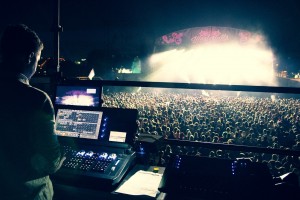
<box><xmin>54</xmin><ymin>85</ymin><xmax>101</xmax><ymax>107</ymax></box>
<box><xmin>55</xmin><ymin>108</ymin><xmax>103</xmax><ymax>140</ymax></box>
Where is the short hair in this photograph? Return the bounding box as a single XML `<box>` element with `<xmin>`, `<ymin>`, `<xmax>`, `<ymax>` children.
<box><xmin>0</xmin><ymin>24</ymin><xmax>43</xmax><ymax>61</ymax></box>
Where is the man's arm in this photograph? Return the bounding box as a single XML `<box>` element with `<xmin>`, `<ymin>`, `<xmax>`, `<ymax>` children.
<box><xmin>31</xmin><ymin>94</ymin><xmax>65</xmax><ymax>175</ymax></box>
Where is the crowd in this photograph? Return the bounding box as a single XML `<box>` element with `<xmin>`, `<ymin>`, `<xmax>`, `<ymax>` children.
<box><xmin>102</xmin><ymin>89</ymin><xmax>300</xmax><ymax>177</ymax></box>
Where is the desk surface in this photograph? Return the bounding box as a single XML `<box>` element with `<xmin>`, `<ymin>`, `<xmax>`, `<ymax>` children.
<box><xmin>53</xmin><ymin>164</ymin><xmax>166</xmax><ymax>200</ymax></box>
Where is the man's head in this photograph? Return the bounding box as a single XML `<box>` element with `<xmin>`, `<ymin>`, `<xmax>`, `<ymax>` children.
<box><xmin>0</xmin><ymin>24</ymin><xmax>44</xmax><ymax>78</ymax></box>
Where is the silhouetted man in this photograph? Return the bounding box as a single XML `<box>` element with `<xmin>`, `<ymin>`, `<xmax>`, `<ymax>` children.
<box><xmin>0</xmin><ymin>24</ymin><xmax>65</xmax><ymax>200</ymax></box>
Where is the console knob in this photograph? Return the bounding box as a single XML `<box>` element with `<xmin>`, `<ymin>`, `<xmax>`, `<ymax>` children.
<box><xmin>99</xmin><ymin>152</ymin><xmax>108</xmax><ymax>159</ymax></box>
<box><xmin>108</xmin><ymin>153</ymin><xmax>117</xmax><ymax>160</ymax></box>
<box><xmin>76</xmin><ymin>150</ymin><xmax>85</xmax><ymax>157</ymax></box>
<box><xmin>85</xmin><ymin>151</ymin><xmax>94</xmax><ymax>157</ymax></box>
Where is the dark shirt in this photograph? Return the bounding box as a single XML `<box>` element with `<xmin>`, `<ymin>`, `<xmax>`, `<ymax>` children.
<box><xmin>0</xmin><ymin>73</ymin><xmax>62</xmax><ymax>199</ymax></box>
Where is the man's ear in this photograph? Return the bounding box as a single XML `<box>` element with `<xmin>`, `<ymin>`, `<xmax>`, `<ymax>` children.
<box><xmin>28</xmin><ymin>52</ymin><xmax>35</xmax><ymax>64</ymax></box>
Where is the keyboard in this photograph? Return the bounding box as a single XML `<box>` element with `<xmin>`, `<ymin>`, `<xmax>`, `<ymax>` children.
<box><xmin>52</xmin><ymin>145</ymin><xmax>136</xmax><ymax>190</ymax></box>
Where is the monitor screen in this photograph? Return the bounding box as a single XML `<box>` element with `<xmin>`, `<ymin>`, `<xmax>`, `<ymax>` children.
<box><xmin>55</xmin><ymin>108</ymin><xmax>103</xmax><ymax>140</ymax></box>
<box><xmin>55</xmin><ymin>85</ymin><xmax>101</xmax><ymax>107</ymax></box>
<box><xmin>109</xmin><ymin>131</ymin><xmax>127</xmax><ymax>143</ymax></box>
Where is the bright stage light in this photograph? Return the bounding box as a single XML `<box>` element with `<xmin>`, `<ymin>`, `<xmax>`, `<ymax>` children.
<box><xmin>146</xmin><ymin>42</ymin><xmax>275</xmax><ymax>86</ymax></box>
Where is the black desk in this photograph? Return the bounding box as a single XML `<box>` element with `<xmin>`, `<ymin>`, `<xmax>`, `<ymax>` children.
<box><xmin>53</xmin><ymin>164</ymin><xmax>166</xmax><ymax>200</ymax></box>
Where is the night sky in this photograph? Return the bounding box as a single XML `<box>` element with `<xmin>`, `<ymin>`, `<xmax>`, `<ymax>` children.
<box><xmin>1</xmin><ymin>0</ymin><xmax>300</xmax><ymax>71</ymax></box>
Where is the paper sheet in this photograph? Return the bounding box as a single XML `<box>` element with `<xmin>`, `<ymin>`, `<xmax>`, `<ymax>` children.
<box><xmin>115</xmin><ymin>170</ymin><xmax>163</xmax><ymax>197</ymax></box>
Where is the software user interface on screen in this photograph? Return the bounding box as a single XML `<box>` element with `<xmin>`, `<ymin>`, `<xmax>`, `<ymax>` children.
<box><xmin>55</xmin><ymin>85</ymin><xmax>100</xmax><ymax>107</ymax></box>
<box><xmin>55</xmin><ymin>109</ymin><xmax>103</xmax><ymax>139</ymax></box>
<box><xmin>109</xmin><ymin>131</ymin><xmax>127</xmax><ymax>143</ymax></box>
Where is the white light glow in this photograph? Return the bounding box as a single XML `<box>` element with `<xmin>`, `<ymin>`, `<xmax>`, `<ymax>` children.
<box><xmin>146</xmin><ymin>42</ymin><xmax>275</xmax><ymax>86</ymax></box>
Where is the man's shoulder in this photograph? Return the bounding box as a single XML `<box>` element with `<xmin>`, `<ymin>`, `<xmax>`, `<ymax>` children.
<box><xmin>28</xmin><ymin>84</ymin><xmax>48</xmax><ymax>95</ymax></box>
<box><xmin>27</xmin><ymin>85</ymin><xmax>52</xmax><ymax>102</ymax></box>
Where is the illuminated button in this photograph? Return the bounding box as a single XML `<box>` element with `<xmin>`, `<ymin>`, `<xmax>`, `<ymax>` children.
<box><xmin>76</xmin><ymin>150</ymin><xmax>85</xmax><ymax>157</ymax></box>
<box><xmin>108</xmin><ymin>153</ymin><xmax>117</xmax><ymax>160</ymax></box>
<box><xmin>99</xmin><ymin>152</ymin><xmax>108</xmax><ymax>160</ymax></box>
<box><xmin>114</xmin><ymin>160</ymin><xmax>120</xmax><ymax>166</ymax></box>
<box><xmin>85</xmin><ymin>151</ymin><xmax>94</xmax><ymax>157</ymax></box>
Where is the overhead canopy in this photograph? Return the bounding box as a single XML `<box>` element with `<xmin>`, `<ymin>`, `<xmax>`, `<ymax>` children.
<box><xmin>154</xmin><ymin>26</ymin><xmax>266</xmax><ymax>53</ymax></box>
